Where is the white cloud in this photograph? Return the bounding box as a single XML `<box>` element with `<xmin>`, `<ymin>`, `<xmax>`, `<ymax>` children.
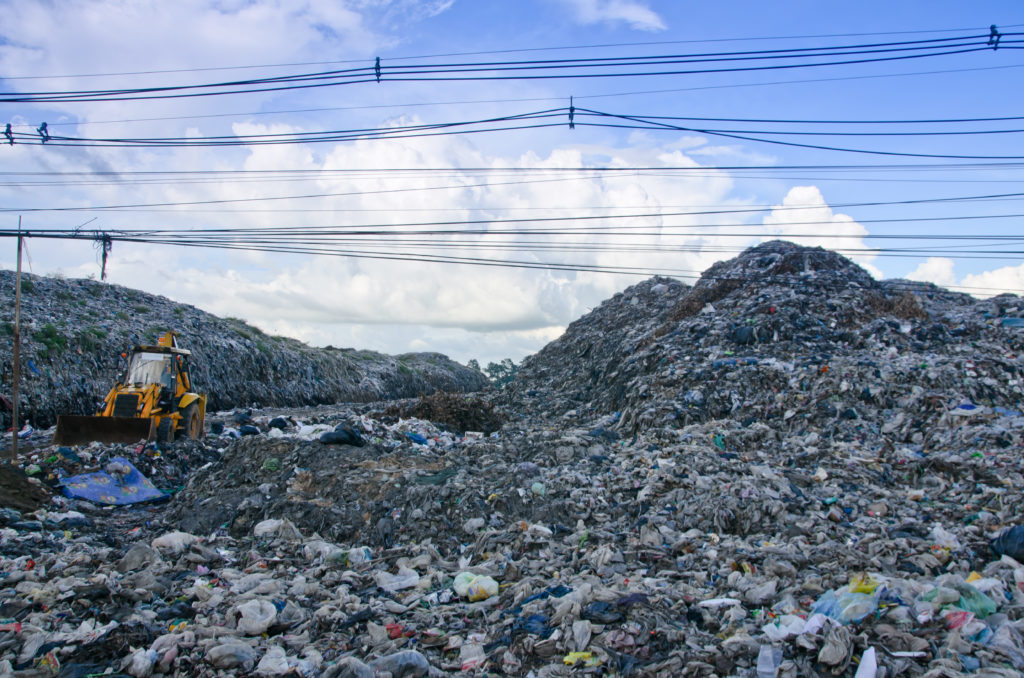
<box><xmin>15</xmin><ymin>119</ymin><xmax>749</xmax><ymax>364</ymax></box>
<box><xmin>557</xmin><ymin>0</ymin><xmax>666</xmax><ymax>31</ymax></box>
<box><xmin>961</xmin><ymin>263</ymin><xmax>1024</xmax><ymax>299</ymax></box>
<box><xmin>906</xmin><ymin>257</ymin><xmax>957</xmax><ymax>288</ymax></box>
<box><xmin>761</xmin><ymin>185</ymin><xmax>882</xmax><ymax>278</ymax></box>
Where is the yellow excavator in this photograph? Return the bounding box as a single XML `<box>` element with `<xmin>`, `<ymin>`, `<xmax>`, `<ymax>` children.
<box><xmin>54</xmin><ymin>331</ymin><xmax>206</xmax><ymax>445</ymax></box>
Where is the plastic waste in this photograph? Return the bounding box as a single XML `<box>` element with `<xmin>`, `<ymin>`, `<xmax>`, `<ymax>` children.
<box><xmin>953</xmin><ymin>581</ymin><xmax>997</xmax><ymax>618</ymax></box>
<box><xmin>375</xmin><ymin>566</ymin><xmax>420</xmax><ymax>592</ymax></box>
<box><xmin>453</xmin><ymin>571</ymin><xmax>476</xmax><ymax>597</ymax></box>
<box><xmin>451</xmin><ymin>572</ymin><xmax>499</xmax><ymax>600</ymax></box>
<box><xmin>756</xmin><ymin>644</ymin><xmax>783</xmax><ymax>678</ymax></box>
<box><xmin>368</xmin><ymin>650</ymin><xmax>433</xmax><ymax>676</ymax></box>
<box><xmin>206</xmin><ymin>640</ymin><xmax>257</xmax><ymax>670</ymax></box>
<box><xmin>256</xmin><ymin>646</ymin><xmax>290</xmax><ymax>676</ymax></box>
<box><xmin>991</xmin><ymin>525</ymin><xmax>1024</xmax><ymax>561</ymax></box>
<box><xmin>466</xmin><ymin>575</ymin><xmax>499</xmax><ymax>601</ymax></box>
<box><xmin>460</xmin><ymin>642</ymin><xmax>486</xmax><ymax>671</ymax></box>
<box><xmin>854</xmin><ymin>647</ymin><xmax>877</xmax><ymax>678</ymax></box>
<box><xmin>811</xmin><ymin>589</ymin><xmax>841</xmax><ymax>619</ymax></box>
<box><xmin>236</xmin><ymin>599</ymin><xmax>277</xmax><ymax>635</ymax></box>
<box><xmin>848</xmin><ymin>573</ymin><xmax>880</xmax><ymax>594</ymax></box>
<box><xmin>124</xmin><ymin>648</ymin><xmax>157</xmax><ymax>678</ymax></box>
<box><xmin>762</xmin><ymin>615</ymin><xmax>806</xmax><ymax>641</ymax></box>
<box><xmin>837</xmin><ymin>591</ymin><xmax>879</xmax><ymax>624</ymax></box>
<box><xmin>347</xmin><ymin>546</ymin><xmax>372</xmax><ymax>566</ymax></box>
<box><xmin>253</xmin><ymin>518</ymin><xmax>302</xmax><ymax>541</ymax></box>
<box><xmin>813</xmin><ymin>588</ymin><xmax>879</xmax><ymax>624</ymax></box>
<box><xmin>150</xmin><ymin>531</ymin><xmax>199</xmax><ymax>554</ymax></box>
<box><xmin>564</xmin><ymin>651</ymin><xmax>601</xmax><ymax>667</ymax></box>
<box><xmin>929</xmin><ymin>524</ymin><xmax>962</xmax><ymax>550</ymax></box>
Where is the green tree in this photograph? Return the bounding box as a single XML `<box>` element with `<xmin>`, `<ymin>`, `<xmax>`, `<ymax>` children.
<box><xmin>484</xmin><ymin>358</ymin><xmax>518</xmax><ymax>387</ymax></box>
<box><xmin>467</xmin><ymin>359</ymin><xmax>482</xmax><ymax>372</ymax></box>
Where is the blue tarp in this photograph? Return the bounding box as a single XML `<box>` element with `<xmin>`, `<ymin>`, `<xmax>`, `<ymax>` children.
<box><xmin>61</xmin><ymin>456</ymin><xmax>166</xmax><ymax>505</ymax></box>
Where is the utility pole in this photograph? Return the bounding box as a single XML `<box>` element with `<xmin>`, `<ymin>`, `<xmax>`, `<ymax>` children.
<box><xmin>10</xmin><ymin>217</ymin><xmax>22</xmax><ymax>463</ymax></box>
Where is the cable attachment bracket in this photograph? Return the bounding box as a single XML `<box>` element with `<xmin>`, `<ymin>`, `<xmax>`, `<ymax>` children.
<box><xmin>4</xmin><ymin>124</ymin><xmax>12</xmax><ymax>146</ymax></box>
<box><xmin>569</xmin><ymin>96</ymin><xmax>575</xmax><ymax>129</ymax></box>
<box><xmin>375</xmin><ymin>56</ymin><xmax>381</xmax><ymax>82</ymax></box>
<box><xmin>96</xmin><ymin>232</ymin><xmax>112</xmax><ymax>280</ymax></box>
<box><xmin>36</xmin><ymin>122</ymin><xmax>49</xmax><ymax>143</ymax></box>
<box><xmin>989</xmin><ymin>24</ymin><xmax>1001</xmax><ymax>49</ymax></box>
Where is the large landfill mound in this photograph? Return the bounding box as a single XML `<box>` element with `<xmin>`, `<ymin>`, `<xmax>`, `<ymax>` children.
<box><xmin>0</xmin><ymin>269</ymin><xmax>488</xmax><ymax>430</ymax></box>
<box><xmin>4</xmin><ymin>240</ymin><xmax>1024</xmax><ymax>677</ymax></box>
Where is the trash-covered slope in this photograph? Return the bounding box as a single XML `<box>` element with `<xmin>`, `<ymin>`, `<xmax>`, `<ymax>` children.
<box><xmin>0</xmin><ymin>271</ymin><xmax>488</xmax><ymax>427</ymax></box>
<box><xmin>509</xmin><ymin>240</ymin><xmax>1024</xmax><ymax>434</ymax></box>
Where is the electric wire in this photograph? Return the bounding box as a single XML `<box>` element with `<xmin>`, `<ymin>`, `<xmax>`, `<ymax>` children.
<box><xmin>2</xmin><ymin>228</ymin><xmax>1021</xmax><ymax>295</ymax></box>
<box><xmin>12</xmin><ymin>104</ymin><xmax>1024</xmax><ymax>158</ymax></box>
<box><xmin>11</xmin><ymin>23</ymin><xmax>1022</xmax><ymax>81</ymax></box>
<box><xmin>0</xmin><ymin>33</ymin><xmax>1013</xmax><ymax>103</ymax></box>
<box><xmin>26</xmin><ymin>63</ymin><xmax>1024</xmax><ymax>130</ymax></box>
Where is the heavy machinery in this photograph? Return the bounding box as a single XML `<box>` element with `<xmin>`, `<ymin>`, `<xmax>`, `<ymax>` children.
<box><xmin>54</xmin><ymin>331</ymin><xmax>206</xmax><ymax>445</ymax></box>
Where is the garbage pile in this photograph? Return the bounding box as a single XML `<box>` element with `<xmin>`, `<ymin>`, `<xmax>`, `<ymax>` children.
<box><xmin>0</xmin><ymin>270</ymin><xmax>488</xmax><ymax>429</ymax></box>
<box><xmin>3</xmin><ymin>240</ymin><xmax>1024</xmax><ymax>676</ymax></box>
<box><xmin>507</xmin><ymin>240</ymin><xmax>1023</xmax><ymax>437</ymax></box>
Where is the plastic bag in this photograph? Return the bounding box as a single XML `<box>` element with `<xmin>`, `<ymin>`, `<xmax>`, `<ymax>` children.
<box><xmin>236</xmin><ymin>599</ymin><xmax>277</xmax><ymax>635</ymax></box>
<box><xmin>991</xmin><ymin>526</ymin><xmax>1024</xmax><ymax>562</ymax></box>
<box><xmin>466</xmin><ymin>575</ymin><xmax>499</xmax><ymax>601</ymax></box>
<box><xmin>837</xmin><ymin>591</ymin><xmax>878</xmax><ymax>624</ymax></box>
<box><xmin>347</xmin><ymin>546</ymin><xmax>372</xmax><ymax>566</ymax></box>
<box><xmin>206</xmin><ymin>641</ymin><xmax>257</xmax><ymax>670</ymax></box>
<box><xmin>952</xmin><ymin>581</ymin><xmax>997</xmax><ymax>618</ymax></box>
<box><xmin>756</xmin><ymin>644</ymin><xmax>782</xmax><ymax>678</ymax></box>
<box><xmin>375</xmin><ymin>566</ymin><xmax>419</xmax><ymax>592</ymax></box>
<box><xmin>811</xmin><ymin>589</ymin><xmax>840</xmax><ymax>619</ymax></box>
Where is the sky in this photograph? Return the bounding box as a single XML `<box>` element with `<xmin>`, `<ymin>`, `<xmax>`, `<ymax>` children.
<box><xmin>1</xmin><ymin>1</ymin><xmax>1023</xmax><ymax>366</ymax></box>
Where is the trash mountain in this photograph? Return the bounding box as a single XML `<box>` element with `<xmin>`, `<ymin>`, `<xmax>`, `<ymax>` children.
<box><xmin>509</xmin><ymin>239</ymin><xmax>1023</xmax><ymax>437</ymax></box>
<box><xmin>0</xmin><ymin>271</ymin><xmax>488</xmax><ymax>429</ymax></box>
<box><xmin>4</xmin><ymin>240</ymin><xmax>1024</xmax><ymax>677</ymax></box>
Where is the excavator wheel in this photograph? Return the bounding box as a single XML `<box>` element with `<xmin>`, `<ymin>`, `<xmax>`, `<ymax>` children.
<box><xmin>157</xmin><ymin>418</ymin><xmax>175</xmax><ymax>444</ymax></box>
<box><xmin>182</xmin><ymin>403</ymin><xmax>203</xmax><ymax>439</ymax></box>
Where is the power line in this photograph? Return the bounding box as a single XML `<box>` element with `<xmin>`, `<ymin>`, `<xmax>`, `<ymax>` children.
<box><xmin>3</xmin><ymin>184</ymin><xmax>1023</xmax><ymax>215</ymax></box>
<box><xmin>14</xmin><ymin>104</ymin><xmax>1024</xmax><ymax>153</ymax></box>
<box><xmin>0</xmin><ymin>33</ymin><xmax>1012</xmax><ymax>103</ymax></box>
<box><xmin>2</xmin><ymin>228</ymin><xmax>1021</xmax><ymax>294</ymax></box>
<box><xmin>28</xmin><ymin>63</ymin><xmax>1024</xmax><ymax>130</ymax></box>
<box><xmin>10</xmin><ymin>24</ymin><xmax>1021</xmax><ymax>81</ymax></box>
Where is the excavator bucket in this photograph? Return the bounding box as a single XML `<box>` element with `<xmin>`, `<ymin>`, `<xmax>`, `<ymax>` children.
<box><xmin>53</xmin><ymin>415</ymin><xmax>155</xmax><ymax>446</ymax></box>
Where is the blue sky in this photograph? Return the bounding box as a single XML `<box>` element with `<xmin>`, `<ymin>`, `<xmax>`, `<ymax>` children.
<box><xmin>1</xmin><ymin>1</ymin><xmax>1023</xmax><ymax>365</ymax></box>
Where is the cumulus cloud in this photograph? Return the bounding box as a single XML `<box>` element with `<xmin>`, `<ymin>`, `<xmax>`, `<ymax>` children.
<box><xmin>906</xmin><ymin>257</ymin><xmax>957</xmax><ymax>288</ymax></box>
<box><xmin>70</xmin><ymin>127</ymin><xmax>744</xmax><ymax>364</ymax></box>
<box><xmin>557</xmin><ymin>0</ymin><xmax>666</xmax><ymax>31</ymax></box>
<box><xmin>761</xmin><ymin>185</ymin><xmax>882</xmax><ymax>279</ymax></box>
<box><xmin>961</xmin><ymin>263</ymin><xmax>1024</xmax><ymax>299</ymax></box>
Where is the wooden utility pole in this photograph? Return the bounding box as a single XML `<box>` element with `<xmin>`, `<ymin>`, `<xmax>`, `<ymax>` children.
<box><xmin>10</xmin><ymin>218</ymin><xmax>22</xmax><ymax>463</ymax></box>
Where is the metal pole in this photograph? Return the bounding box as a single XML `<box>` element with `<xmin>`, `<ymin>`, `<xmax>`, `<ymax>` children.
<box><xmin>11</xmin><ymin>218</ymin><xmax>22</xmax><ymax>463</ymax></box>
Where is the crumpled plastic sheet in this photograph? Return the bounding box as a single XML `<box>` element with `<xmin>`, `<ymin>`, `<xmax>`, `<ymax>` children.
<box><xmin>60</xmin><ymin>456</ymin><xmax>166</xmax><ymax>505</ymax></box>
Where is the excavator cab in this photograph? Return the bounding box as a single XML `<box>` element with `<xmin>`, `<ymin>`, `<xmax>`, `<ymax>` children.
<box><xmin>54</xmin><ymin>332</ymin><xmax>207</xmax><ymax>446</ymax></box>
